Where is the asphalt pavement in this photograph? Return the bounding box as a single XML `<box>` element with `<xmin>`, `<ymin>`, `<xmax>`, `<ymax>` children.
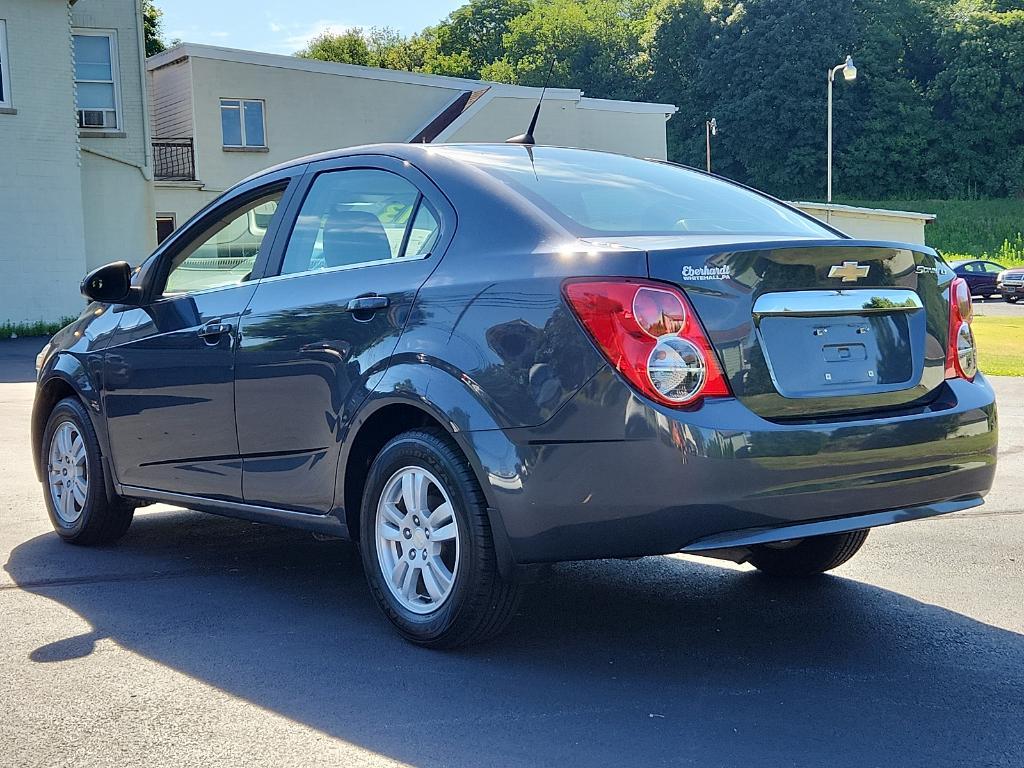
<box><xmin>972</xmin><ymin>296</ymin><xmax>1024</xmax><ymax>316</ymax></box>
<box><xmin>1</xmin><ymin>339</ymin><xmax>1022</xmax><ymax>767</ymax></box>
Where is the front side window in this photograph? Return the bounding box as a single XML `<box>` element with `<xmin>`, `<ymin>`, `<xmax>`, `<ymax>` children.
<box><xmin>280</xmin><ymin>169</ymin><xmax>439</xmax><ymax>276</ymax></box>
<box><xmin>0</xmin><ymin>20</ymin><xmax>11</xmax><ymax>108</ymax></box>
<box><xmin>435</xmin><ymin>145</ymin><xmax>835</xmax><ymax>238</ymax></box>
<box><xmin>73</xmin><ymin>31</ymin><xmax>119</xmax><ymax>129</ymax></box>
<box><xmin>164</xmin><ymin>190</ymin><xmax>283</xmax><ymax>295</ymax></box>
<box><xmin>221</xmin><ymin>99</ymin><xmax>266</xmax><ymax>148</ymax></box>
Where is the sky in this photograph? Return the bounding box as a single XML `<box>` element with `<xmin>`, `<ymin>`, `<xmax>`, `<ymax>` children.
<box><xmin>159</xmin><ymin>0</ymin><xmax>465</xmax><ymax>55</ymax></box>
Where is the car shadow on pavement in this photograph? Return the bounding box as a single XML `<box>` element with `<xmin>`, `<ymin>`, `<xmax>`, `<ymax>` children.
<box><xmin>6</xmin><ymin>508</ymin><xmax>1024</xmax><ymax>767</ymax></box>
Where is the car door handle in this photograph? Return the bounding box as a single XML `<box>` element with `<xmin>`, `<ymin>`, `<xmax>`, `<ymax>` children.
<box><xmin>345</xmin><ymin>296</ymin><xmax>389</xmax><ymax>313</ymax></box>
<box><xmin>198</xmin><ymin>321</ymin><xmax>233</xmax><ymax>339</ymax></box>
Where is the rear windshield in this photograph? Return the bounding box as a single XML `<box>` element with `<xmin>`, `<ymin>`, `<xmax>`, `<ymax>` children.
<box><xmin>438</xmin><ymin>145</ymin><xmax>834</xmax><ymax>239</ymax></box>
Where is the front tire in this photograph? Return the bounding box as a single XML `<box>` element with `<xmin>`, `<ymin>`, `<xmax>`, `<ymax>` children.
<box><xmin>748</xmin><ymin>530</ymin><xmax>868</xmax><ymax>577</ymax></box>
<box><xmin>41</xmin><ymin>397</ymin><xmax>134</xmax><ymax>545</ymax></box>
<box><xmin>360</xmin><ymin>429</ymin><xmax>521</xmax><ymax>648</ymax></box>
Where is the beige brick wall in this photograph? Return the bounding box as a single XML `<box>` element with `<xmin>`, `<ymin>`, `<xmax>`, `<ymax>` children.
<box><xmin>72</xmin><ymin>0</ymin><xmax>156</xmax><ymax>270</ymax></box>
<box><xmin>0</xmin><ymin>0</ymin><xmax>155</xmax><ymax>325</ymax></box>
<box><xmin>72</xmin><ymin>0</ymin><xmax>149</xmax><ymax>168</ymax></box>
<box><xmin>0</xmin><ymin>0</ymin><xmax>87</xmax><ymax>325</ymax></box>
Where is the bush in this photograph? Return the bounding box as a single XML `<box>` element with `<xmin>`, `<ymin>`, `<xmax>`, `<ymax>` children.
<box><xmin>0</xmin><ymin>317</ymin><xmax>76</xmax><ymax>340</ymax></box>
<box><xmin>942</xmin><ymin>235</ymin><xmax>1024</xmax><ymax>267</ymax></box>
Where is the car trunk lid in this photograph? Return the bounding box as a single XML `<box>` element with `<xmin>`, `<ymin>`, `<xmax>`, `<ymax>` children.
<box><xmin>630</xmin><ymin>238</ymin><xmax>953</xmax><ymax>419</ymax></box>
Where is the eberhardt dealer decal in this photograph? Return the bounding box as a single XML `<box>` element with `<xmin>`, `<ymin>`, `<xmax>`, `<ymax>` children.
<box><xmin>681</xmin><ymin>265</ymin><xmax>732</xmax><ymax>281</ymax></box>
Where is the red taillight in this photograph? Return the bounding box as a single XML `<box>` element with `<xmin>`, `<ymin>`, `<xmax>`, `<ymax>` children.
<box><xmin>945</xmin><ymin>277</ymin><xmax>978</xmax><ymax>381</ymax></box>
<box><xmin>563</xmin><ymin>279</ymin><xmax>731</xmax><ymax>407</ymax></box>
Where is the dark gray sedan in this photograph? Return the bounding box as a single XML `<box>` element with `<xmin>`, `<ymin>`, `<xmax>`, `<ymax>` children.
<box><xmin>33</xmin><ymin>144</ymin><xmax>997</xmax><ymax>646</ymax></box>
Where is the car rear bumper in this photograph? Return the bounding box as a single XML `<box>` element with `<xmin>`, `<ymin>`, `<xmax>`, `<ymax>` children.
<box><xmin>680</xmin><ymin>495</ymin><xmax>982</xmax><ymax>552</ymax></box>
<box><xmin>481</xmin><ymin>371</ymin><xmax>998</xmax><ymax>563</ymax></box>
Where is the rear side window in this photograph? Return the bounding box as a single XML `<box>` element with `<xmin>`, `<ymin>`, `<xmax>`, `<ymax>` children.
<box><xmin>437</xmin><ymin>145</ymin><xmax>834</xmax><ymax>238</ymax></box>
<box><xmin>280</xmin><ymin>169</ymin><xmax>439</xmax><ymax>275</ymax></box>
<box><xmin>406</xmin><ymin>203</ymin><xmax>440</xmax><ymax>257</ymax></box>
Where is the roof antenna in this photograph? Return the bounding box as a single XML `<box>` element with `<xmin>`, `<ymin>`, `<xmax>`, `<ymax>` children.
<box><xmin>506</xmin><ymin>57</ymin><xmax>556</xmax><ymax>145</ymax></box>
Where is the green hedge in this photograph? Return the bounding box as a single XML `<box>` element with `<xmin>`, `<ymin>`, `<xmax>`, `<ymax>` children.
<box><xmin>1</xmin><ymin>317</ymin><xmax>77</xmax><ymax>340</ymax></box>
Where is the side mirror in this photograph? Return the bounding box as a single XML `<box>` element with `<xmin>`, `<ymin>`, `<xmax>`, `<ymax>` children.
<box><xmin>80</xmin><ymin>262</ymin><xmax>136</xmax><ymax>304</ymax></box>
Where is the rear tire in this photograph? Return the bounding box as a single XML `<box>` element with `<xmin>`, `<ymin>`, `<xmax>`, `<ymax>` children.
<box><xmin>1006</xmin><ymin>296</ymin><xmax>1019</xmax><ymax>304</ymax></box>
<box><xmin>359</xmin><ymin>429</ymin><xmax>521</xmax><ymax>648</ymax></box>
<box><xmin>748</xmin><ymin>530</ymin><xmax>868</xmax><ymax>577</ymax></box>
<box><xmin>41</xmin><ymin>398</ymin><xmax>134</xmax><ymax>546</ymax></box>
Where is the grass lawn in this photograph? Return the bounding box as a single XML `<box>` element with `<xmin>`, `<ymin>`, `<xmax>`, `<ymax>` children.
<box><xmin>973</xmin><ymin>315</ymin><xmax>1024</xmax><ymax>377</ymax></box>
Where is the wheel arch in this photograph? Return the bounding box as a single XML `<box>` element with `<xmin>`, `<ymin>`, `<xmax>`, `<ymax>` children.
<box><xmin>32</xmin><ymin>357</ymin><xmax>105</xmax><ymax>482</ymax></box>
<box><xmin>339</xmin><ymin>364</ymin><xmax>522</xmax><ymax>575</ymax></box>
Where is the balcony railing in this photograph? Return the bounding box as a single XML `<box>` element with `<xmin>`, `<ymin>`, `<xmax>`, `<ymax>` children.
<box><xmin>153</xmin><ymin>137</ymin><xmax>196</xmax><ymax>181</ymax></box>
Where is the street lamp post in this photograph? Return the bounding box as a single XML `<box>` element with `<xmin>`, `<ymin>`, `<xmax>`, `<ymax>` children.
<box><xmin>827</xmin><ymin>55</ymin><xmax>857</xmax><ymax>213</ymax></box>
<box><xmin>705</xmin><ymin>118</ymin><xmax>717</xmax><ymax>173</ymax></box>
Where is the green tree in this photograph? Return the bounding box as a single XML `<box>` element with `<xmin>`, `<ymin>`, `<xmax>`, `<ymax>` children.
<box><xmin>143</xmin><ymin>0</ymin><xmax>167</xmax><ymax>57</ymax></box>
<box><xmin>297</xmin><ymin>28</ymin><xmax>372</xmax><ymax>65</ymax></box>
<box><xmin>927</xmin><ymin>3</ymin><xmax>1024</xmax><ymax>197</ymax></box>
<box><xmin>644</xmin><ymin>0</ymin><xmax>717</xmax><ymax>161</ymax></box>
<box><xmin>297</xmin><ymin>26</ymin><xmax>431</xmax><ymax>71</ymax></box>
<box><xmin>497</xmin><ymin>0</ymin><xmax>650</xmax><ymax>98</ymax></box>
<box><xmin>427</xmin><ymin>0</ymin><xmax>531</xmax><ymax>76</ymax></box>
<box><xmin>647</xmin><ymin>0</ymin><xmax>956</xmax><ymax>199</ymax></box>
<box><xmin>686</xmin><ymin>0</ymin><xmax>863</xmax><ymax>197</ymax></box>
<box><xmin>833</xmin><ymin>0</ymin><xmax>940</xmax><ymax>198</ymax></box>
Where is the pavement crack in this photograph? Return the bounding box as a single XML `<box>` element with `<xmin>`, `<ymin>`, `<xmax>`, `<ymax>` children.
<box><xmin>0</xmin><ymin>567</ymin><xmax>218</xmax><ymax>591</ymax></box>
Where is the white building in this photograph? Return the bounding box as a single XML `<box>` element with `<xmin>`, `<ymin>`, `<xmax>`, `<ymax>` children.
<box><xmin>0</xmin><ymin>0</ymin><xmax>155</xmax><ymax>326</ymax></box>
<box><xmin>146</xmin><ymin>44</ymin><xmax>679</xmax><ymax>237</ymax></box>
<box><xmin>792</xmin><ymin>202</ymin><xmax>936</xmax><ymax>245</ymax></box>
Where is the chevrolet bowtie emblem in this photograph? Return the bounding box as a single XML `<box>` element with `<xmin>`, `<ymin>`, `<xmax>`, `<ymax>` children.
<box><xmin>828</xmin><ymin>261</ymin><xmax>870</xmax><ymax>282</ymax></box>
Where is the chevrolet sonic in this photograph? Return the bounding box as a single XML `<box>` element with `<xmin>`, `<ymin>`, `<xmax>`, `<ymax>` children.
<box><xmin>33</xmin><ymin>144</ymin><xmax>998</xmax><ymax>647</ymax></box>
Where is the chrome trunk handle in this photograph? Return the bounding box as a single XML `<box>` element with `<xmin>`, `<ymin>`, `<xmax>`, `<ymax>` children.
<box><xmin>752</xmin><ymin>289</ymin><xmax>923</xmax><ymax>319</ymax></box>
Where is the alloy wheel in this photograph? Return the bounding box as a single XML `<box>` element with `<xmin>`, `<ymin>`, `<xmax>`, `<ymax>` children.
<box><xmin>48</xmin><ymin>421</ymin><xmax>89</xmax><ymax>524</ymax></box>
<box><xmin>375</xmin><ymin>466</ymin><xmax>460</xmax><ymax>614</ymax></box>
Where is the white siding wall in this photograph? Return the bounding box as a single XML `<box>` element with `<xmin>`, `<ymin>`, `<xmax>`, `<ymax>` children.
<box><xmin>0</xmin><ymin>0</ymin><xmax>87</xmax><ymax>325</ymax></box>
<box><xmin>444</xmin><ymin>96</ymin><xmax>670</xmax><ymax>159</ymax></box>
<box><xmin>575</xmin><ymin>103</ymin><xmax>669</xmax><ymax>160</ymax></box>
<box><xmin>149</xmin><ymin>57</ymin><xmax>193</xmax><ymax>139</ymax></box>
<box><xmin>188</xmin><ymin>55</ymin><xmax>461</xmax><ymax>193</ymax></box>
<box><xmin>793</xmin><ymin>203</ymin><xmax>933</xmax><ymax>245</ymax></box>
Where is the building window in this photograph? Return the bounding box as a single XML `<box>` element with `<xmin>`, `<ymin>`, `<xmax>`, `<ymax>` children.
<box><xmin>0</xmin><ymin>20</ymin><xmax>11</xmax><ymax>108</ymax></box>
<box><xmin>155</xmin><ymin>214</ymin><xmax>176</xmax><ymax>245</ymax></box>
<box><xmin>73</xmin><ymin>30</ymin><xmax>120</xmax><ymax>130</ymax></box>
<box><xmin>220</xmin><ymin>99</ymin><xmax>266</xmax><ymax>148</ymax></box>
